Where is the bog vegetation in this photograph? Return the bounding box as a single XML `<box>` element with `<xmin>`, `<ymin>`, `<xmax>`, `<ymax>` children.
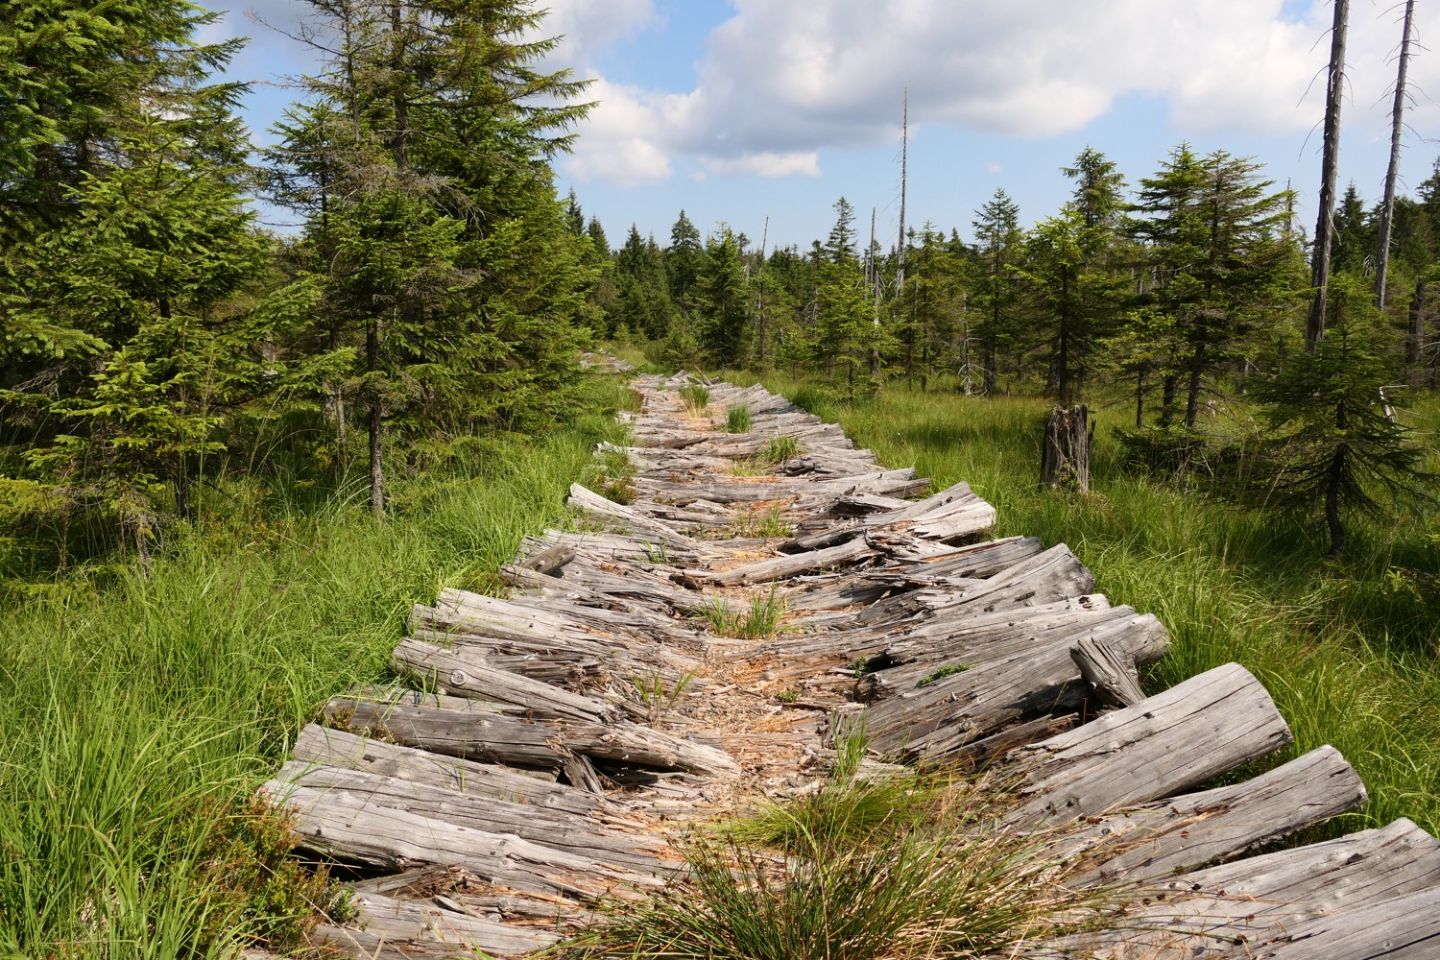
<box><xmin>1</xmin><ymin>0</ymin><xmax>1439</xmax><ymax>957</ymax></box>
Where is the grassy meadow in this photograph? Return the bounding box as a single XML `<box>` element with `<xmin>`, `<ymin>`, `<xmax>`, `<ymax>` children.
<box><xmin>0</xmin><ymin>377</ymin><xmax>634</xmax><ymax>958</ymax></box>
<box><xmin>725</xmin><ymin>370</ymin><xmax>1440</xmax><ymax>837</ymax></box>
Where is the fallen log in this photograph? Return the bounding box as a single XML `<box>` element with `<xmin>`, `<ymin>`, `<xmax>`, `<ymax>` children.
<box><xmin>289</xmin><ymin>724</ymin><xmax>591</xmax><ymax>813</ymax></box>
<box><xmin>1062</xmin><ymin>745</ymin><xmax>1366</xmax><ymax>886</ymax></box>
<box><xmin>1002</xmin><ymin>663</ymin><xmax>1293</xmax><ymax>829</ymax></box>
<box><xmin>321</xmin><ymin>698</ymin><xmax>739</xmax><ymax>777</ymax></box>
<box><xmin>392</xmin><ymin>638</ymin><xmax>615</xmax><ymax>723</ymax></box>
<box><xmin>311</xmin><ymin>890</ymin><xmax>561</xmax><ymax>960</ymax></box>
<box><xmin>1070</xmin><ymin>635</ymin><xmax>1146</xmax><ymax>708</ymax></box>
<box><xmin>269</xmin><ymin>762</ymin><xmax>670</xmax><ymax>873</ymax></box>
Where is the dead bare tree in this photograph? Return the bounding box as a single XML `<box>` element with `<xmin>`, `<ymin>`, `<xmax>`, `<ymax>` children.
<box><xmin>895</xmin><ymin>88</ymin><xmax>909</xmax><ymax>298</ymax></box>
<box><xmin>1375</xmin><ymin>0</ymin><xmax>1417</xmax><ymax>311</ymax></box>
<box><xmin>1306</xmin><ymin>0</ymin><xmax>1349</xmax><ymax>350</ymax></box>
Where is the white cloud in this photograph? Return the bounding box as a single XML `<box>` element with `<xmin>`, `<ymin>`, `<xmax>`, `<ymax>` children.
<box><xmin>537</xmin><ymin>0</ymin><xmax>656</xmax><ymax>68</ymax></box>
<box><xmin>701</xmin><ymin>151</ymin><xmax>822</xmax><ymax>178</ymax></box>
<box><xmin>560</xmin><ymin>0</ymin><xmax>1440</xmax><ymax>188</ymax></box>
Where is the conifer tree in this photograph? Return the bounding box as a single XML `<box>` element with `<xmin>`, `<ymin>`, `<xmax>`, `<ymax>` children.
<box><xmin>3</xmin><ymin>3</ymin><xmax>263</xmax><ymax>554</ymax></box>
<box><xmin>1131</xmin><ymin>146</ymin><xmax>1292</xmax><ymax>428</ymax></box>
<box><xmin>696</xmin><ymin>229</ymin><xmax>750</xmax><ymax>367</ymax></box>
<box><xmin>972</xmin><ymin>189</ymin><xmax>1023</xmax><ymax>394</ymax></box>
<box><xmin>1256</xmin><ymin>275</ymin><xmax>1433</xmax><ymax>556</ymax></box>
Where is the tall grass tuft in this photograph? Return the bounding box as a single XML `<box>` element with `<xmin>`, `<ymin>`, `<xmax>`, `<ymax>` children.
<box><xmin>700</xmin><ymin>588</ymin><xmax>786</xmax><ymax>639</ymax></box>
<box><xmin>680</xmin><ymin>384</ymin><xmax>711</xmax><ymax>412</ymax></box>
<box><xmin>577</xmin><ymin>741</ymin><xmax>1113</xmax><ymax>960</ymax></box>
<box><xmin>726</xmin><ymin>405</ymin><xmax>753</xmax><ymax>433</ymax></box>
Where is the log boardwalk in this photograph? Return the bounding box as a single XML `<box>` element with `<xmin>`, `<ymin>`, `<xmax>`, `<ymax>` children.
<box><xmin>265</xmin><ymin>373</ymin><xmax>1440</xmax><ymax>959</ymax></box>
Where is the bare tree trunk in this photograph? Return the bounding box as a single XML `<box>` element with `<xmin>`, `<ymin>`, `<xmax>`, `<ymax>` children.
<box><xmin>1183</xmin><ymin>343</ymin><xmax>1206</xmax><ymax>429</ymax></box>
<box><xmin>1134</xmin><ymin>367</ymin><xmax>1146</xmax><ymax>429</ymax></box>
<box><xmin>367</xmin><ymin>316</ymin><xmax>384</xmax><ymax>519</ymax></box>
<box><xmin>1325</xmin><ymin>403</ymin><xmax>1349</xmax><ymax>557</ymax></box>
<box><xmin>1375</xmin><ymin>0</ymin><xmax>1416</xmax><ymax>310</ymax></box>
<box><xmin>1306</xmin><ymin>0</ymin><xmax>1349</xmax><ymax>349</ymax></box>
<box><xmin>895</xmin><ymin>89</ymin><xmax>908</xmax><ymax>298</ymax></box>
<box><xmin>1408</xmin><ymin>277</ymin><xmax>1427</xmax><ymax>385</ymax></box>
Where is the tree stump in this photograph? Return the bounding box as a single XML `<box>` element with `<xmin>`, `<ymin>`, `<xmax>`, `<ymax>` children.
<box><xmin>1041</xmin><ymin>405</ymin><xmax>1092</xmax><ymax>493</ymax></box>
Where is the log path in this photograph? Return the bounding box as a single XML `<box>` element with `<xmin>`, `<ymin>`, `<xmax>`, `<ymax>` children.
<box><xmin>264</xmin><ymin>373</ymin><xmax>1440</xmax><ymax>959</ymax></box>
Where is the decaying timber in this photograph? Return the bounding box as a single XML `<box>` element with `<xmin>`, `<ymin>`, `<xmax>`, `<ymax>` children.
<box><xmin>262</xmin><ymin>371</ymin><xmax>1440</xmax><ymax>959</ymax></box>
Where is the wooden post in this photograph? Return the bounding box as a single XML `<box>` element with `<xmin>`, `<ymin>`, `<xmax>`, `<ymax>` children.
<box><xmin>1041</xmin><ymin>405</ymin><xmax>1092</xmax><ymax>494</ymax></box>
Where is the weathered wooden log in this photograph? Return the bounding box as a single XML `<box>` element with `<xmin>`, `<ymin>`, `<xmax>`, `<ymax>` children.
<box><xmin>706</xmin><ymin>536</ymin><xmax>876</xmax><ymax>586</ymax></box>
<box><xmin>289</xmin><ymin>724</ymin><xmax>592</xmax><ymax>812</ymax></box>
<box><xmin>858</xmin><ymin>598</ymin><xmax>1123</xmax><ymax>700</ymax></box>
<box><xmin>1002</xmin><ymin>663</ymin><xmax>1293</xmax><ymax>829</ymax></box>
<box><xmin>1070</xmin><ymin>636</ymin><xmax>1145</xmax><ymax>708</ymax></box>
<box><xmin>860</xmin><ymin>611</ymin><xmax>1169</xmax><ymax>760</ymax></box>
<box><xmin>266</xmin><ymin>785</ymin><xmax>650</xmax><ymax>899</ymax></box>
<box><xmin>312</xmin><ymin>890</ymin><xmax>562</xmax><ymax>960</ymax></box>
<box><xmin>1062</xmin><ymin>745</ymin><xmax>1366</xmax><ymax>886</ymax></box>
<box><xmin>1040</xmin><ymin>404</ymin><xmax>1091</xmax><ymax>493</ymax></box>
<box><xmin>392</xmin><ymin>639</ymin><xmax>615</xmax><ymax>722</ymax></box>
<box><xmin>519</xmin><ymin>542</ymin><xmax>576</xmax><ymax>575</ymax></box>
<box><xmin>568</xmin><ymin>483</ymin><xmax>695</xmax><ymax>546</ymax></box>
<box><xmin>269</xmin><ymin>762</ymin><xmax>670</xmax><ymax>873</ymax></box>
<box><xmin>1043</xmin><ymin>818</ymin><xmax>1440</xmax><ymax>958</ymax></box>
<box><xmin>321</xmin><ymin>698</ymin><xmax>739</xmax><ymax>776</ymax></box>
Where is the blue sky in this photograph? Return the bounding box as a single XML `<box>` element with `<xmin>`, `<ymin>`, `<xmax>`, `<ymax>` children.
<box><xmin>210</xmin><ymin>1</ymin><xmax>1439</xmax><ymax>250</ymax></box>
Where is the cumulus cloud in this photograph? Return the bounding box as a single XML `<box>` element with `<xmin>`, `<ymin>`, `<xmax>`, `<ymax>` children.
<box><xmin>562</xmin><ymin>0</ymin><xmax>1440</xmax><ymax>187</ymax></box>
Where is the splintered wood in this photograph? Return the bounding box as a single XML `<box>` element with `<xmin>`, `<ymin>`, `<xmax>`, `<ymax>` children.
<box><xmin>265</xmin><ymin>373</ymin><xmax>1440</xmax><ymax>959</ymax></box>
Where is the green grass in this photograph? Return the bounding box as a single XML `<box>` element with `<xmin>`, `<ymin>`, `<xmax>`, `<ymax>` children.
<box><xmin>0</xmin><ymin>378</ymin><xmax>634</xmax><ymax>958</ymax></box>
<box><xmin>577</xmin><ymin>738</ymin><xmax>1115</xmax><ymax>960</ymax></box>
<box><xmin>761</xmin><ymin>435</ymin><xmax>801</xmax><ymax>464</ymax></box>
<box><xmin>724</xmin><ymin>505</ymin><xmax>793</xmax><ymax>539</ymax></box>
<box><xmin>679</xmin><ymin>384</ymin><xmax>711</xmax><ymax>412</ymax></box>
<box><xmin>726</xmin><ymin>404</ymin><xmax>753</xmax><ymax>433</ymax></box>
<box><xmin>739</xmin><ymin>372</ymin><xmax>1440</xmax><ymax>838</ymax></box>
<box><xmin>700</xmin><ymin>588</ymin><xmax>786</xmax><ymax>639</ymax></box>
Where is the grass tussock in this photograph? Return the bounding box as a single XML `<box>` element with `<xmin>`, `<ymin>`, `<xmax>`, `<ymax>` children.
<box><xmin>762</xmin><ymin>435</ymin><xmax>802</xmax><ymax>464</ymax></box>
<box><xmin>574</xmin><ymin>737</ymin><xmax>1113</xmax><ymax>960</ymax></box>
<box><xmin>701</xmin><ymin>588</ymin><xmax>786</xmax><ymax>639</ymax></box>
<box><xmin>726</xmin><ymin>405</ymin><xmax>753</xmax><ymax>433</ymax></box>
<box><xmin>680</xmin><ymin>384</ymin><xmax>711</xmax><ymax>413</ymax></box>
<box><xmin>725</xmin><ymin>506</ymin><xmax>793</xmax><ymax>539</ymax></box>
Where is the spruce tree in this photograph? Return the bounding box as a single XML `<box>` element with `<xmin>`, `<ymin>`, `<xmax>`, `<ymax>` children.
<box><xmin>4</xmin><ymin>5</ymin><xmax>263</xmax><ymax>554</ymax></box>
<box><xmin>1255</xmin><ymin>275</ymin><xmax>1433</xmax><ymax>556</ymax></box>
<box><xmin>696</xmin><ymin>228</ymin><xmax>750</xmax><ymax>367</ymax></box>
<box><xmin>972</xmin><ymin>189</ymin><xmax>1023</xmax><ymax>393</ymax></box>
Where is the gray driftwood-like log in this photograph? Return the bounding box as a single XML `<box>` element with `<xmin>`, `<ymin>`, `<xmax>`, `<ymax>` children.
<box><xmin>858</xmin><ymin>611</ymin><xmax>1169</xmax><ymax>760</ymax></box>
<box><xmin>567</xmin><ymin>483</ymin><xmax>696</xmax><ymax>547</ymax></box>
<box><xmin>705</xmin><ymin>536</ymin><xmax>875</xmax><ymax>586</ymax></box>
<box><xmin>321</xmin><ymin>698</ymin><xmax>739</xmax><ymax>776</ymax></box>
<box><xmin>267</xmin><ymin>785</ymin><xmax>652</xmax><ymax>900</ymax></box>
<box><xmin>1070</xmin><ymin>636</ymin><xmax>1145</xmax><ymax>708</ymax></box>
<box><xmin>1061</xmin><ymin>745</ymin><xmax>1366</xmax><ymax>886</ymax></box>
<box><xmin>1043</xmin><ymin>818</ymin><xmax>1440</xmax><ymax>959</ymax></box>
<box><xmin>392</xmin><ymin>639</ymin><xmax>615</xmax><ymax>722</ymax></box>
<box><xmin>311</xmin><ymin>890</ymin><xmax>562</xmax><ymax>959</ymax></box>
<box><xmin>268</xmin><ymin>762</ymin><xmax>671</xmax><ymax>873</ymax></box>
<box><xmin>290</xmin><ymin>725</ymin><xmax>591</xmax><ymax>813</ymax></box>
<box><xmin>1002</xmin><ymin>663</ymin><xmax>1293</xmax><ymax>829</ymax></box>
